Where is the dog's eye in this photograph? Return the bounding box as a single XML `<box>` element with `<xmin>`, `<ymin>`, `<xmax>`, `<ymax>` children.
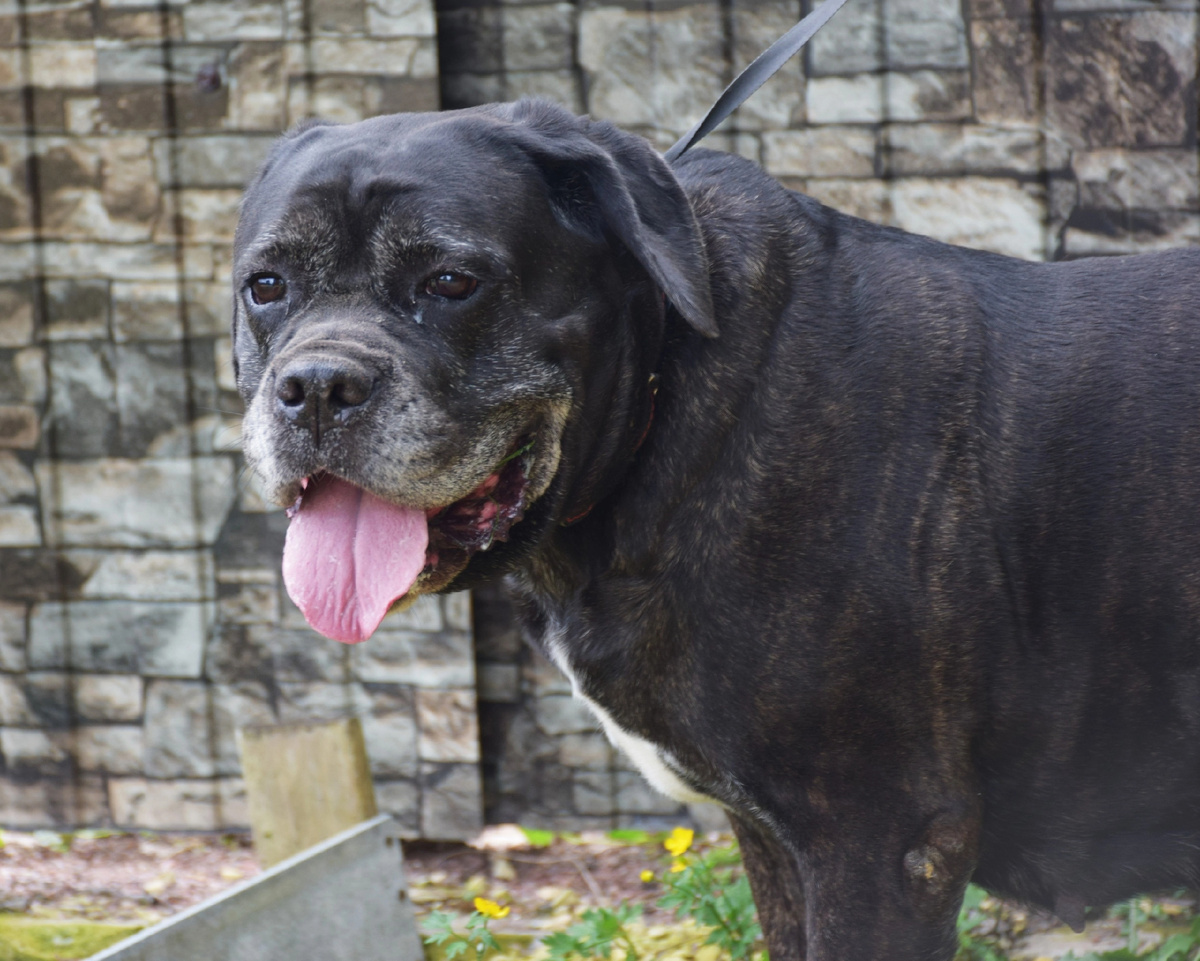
<box><xmin>424</xmin><ymin>272</ymin><xmax>477</xmax><ymax>300</ymax></box>
<box><xmin>248</xmin><ymin>273</ymin><xmax>286</xmax><ymax>305</ymax></box>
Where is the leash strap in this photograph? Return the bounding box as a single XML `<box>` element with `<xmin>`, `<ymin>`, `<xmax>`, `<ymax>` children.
<box><xmin>663</xmin><ymin>0</ymin><xmax>852</xmax><ymax>163</ymax></box>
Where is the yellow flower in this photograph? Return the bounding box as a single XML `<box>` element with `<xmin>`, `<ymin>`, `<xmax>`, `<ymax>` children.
<box><xmin>663</xmin><ymin>827</ymin><xmax>694</xmax><ymax>857</ymax></box>
<box><xmin>639</xmin><ymin>869</ymin><xmax>655</xmax><ymax>883</ymax></box>
<box><xmin>670</xmin><ymin>859</ymin><xmax>687</xmax><ymax>873</ymax></box>
<box><xmin>473</xmin><ymin>897</ymin><xmax>510</xmax><ymax>919</ymax></box>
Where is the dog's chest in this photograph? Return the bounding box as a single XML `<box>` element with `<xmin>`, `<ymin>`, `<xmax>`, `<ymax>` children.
<box><xmin>540</xmin><ymin>620</ymin><xmax>715</xmax><ymax>806</ymax></box>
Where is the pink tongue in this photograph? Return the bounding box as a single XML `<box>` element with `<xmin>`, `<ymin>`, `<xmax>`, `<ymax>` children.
<box><xmin>282</xmin><ymin>476</ymin><xmax>429</xmax><ymax>644</ymax></box>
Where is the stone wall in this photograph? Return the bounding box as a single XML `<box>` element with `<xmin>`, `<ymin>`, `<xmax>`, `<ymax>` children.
<box><xmin>1</xmin><ymin>0</ymin><xmax>1197</xmax><ymax>838</ymax></box>
<box><xmin>0</xmin><ymin>0</ymin><xmax>487</xmax><ymax>840</ymax></box>
<box><xmin>451</xmin><ymin>0</ymin><xmax>1200</xmax><ymax>828</ymax></box>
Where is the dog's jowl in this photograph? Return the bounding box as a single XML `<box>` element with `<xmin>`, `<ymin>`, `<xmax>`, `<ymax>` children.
<box><xmin>232</xmin><ymin>101</ymin><xmax>1200</xmax><ymax>960</ymax></box>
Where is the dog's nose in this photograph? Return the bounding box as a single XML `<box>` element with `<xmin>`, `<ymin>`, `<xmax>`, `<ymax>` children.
<box><xmin>275</xmin><ymin>359</ymin><xmax>375</xmax><ymax>443</ymax></box>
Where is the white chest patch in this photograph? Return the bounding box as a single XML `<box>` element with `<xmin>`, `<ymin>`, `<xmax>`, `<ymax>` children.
<box><xmin>544</xmin><ymin>631</ymin><xmax>715</xmax><ymax>806</ymax></box>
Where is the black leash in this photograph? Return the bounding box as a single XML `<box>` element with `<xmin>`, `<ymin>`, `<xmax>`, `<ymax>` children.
<box><xmin>663</xmin><ymin>0</ymin><xmax>852</xmax><ymax>163</ymax></box>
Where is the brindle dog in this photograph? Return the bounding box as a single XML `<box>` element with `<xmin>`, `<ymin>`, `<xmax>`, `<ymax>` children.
<box><xmin>232</xmin><ymin>99</ymin><xmax>1200</xmax><ymax>959</ymax></box>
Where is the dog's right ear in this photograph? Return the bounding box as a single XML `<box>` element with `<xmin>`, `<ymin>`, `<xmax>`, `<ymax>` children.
<box><xmin>508</xmin><ymin>103</ymin><xmax>718</xmax><ymax>338</ymax></box>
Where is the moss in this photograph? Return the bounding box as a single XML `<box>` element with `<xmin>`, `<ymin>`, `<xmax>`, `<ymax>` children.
<box><xmin>0</xmin><ymin>914</ymin><xmax>142</xmax><ymax>961</ymax></box>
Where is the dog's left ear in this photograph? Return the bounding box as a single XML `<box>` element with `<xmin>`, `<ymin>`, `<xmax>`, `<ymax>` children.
<box><xmin>510</xmin><ymin>103</ymin><xmax>718</xmax><ymax>338</ymax></box>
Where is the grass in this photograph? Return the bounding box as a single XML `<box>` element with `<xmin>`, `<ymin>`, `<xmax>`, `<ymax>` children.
<box><xmin>0</xmin><ymin>915</ymin><xmax>142</xmax><ymax>961</ymax></box>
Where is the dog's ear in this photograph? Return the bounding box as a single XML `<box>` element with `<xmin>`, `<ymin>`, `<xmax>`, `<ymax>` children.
<box><xmin>509</xmin><ymin>103</ymin><xmax>718</xmax><ymax>338</ymax></box>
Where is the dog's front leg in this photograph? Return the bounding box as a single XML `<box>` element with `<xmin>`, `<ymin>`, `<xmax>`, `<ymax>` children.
<box><xmin>734</xmin><ymin>798</ymin><xmax>979</xmax><ymax>961</ymax></box>
<box><xmin>730</xmin><ymin>812</ymin><xmax>808</xmax><ymax>961</ymax></box>
<box><xmin>804</xmin><ymin>801</ymin><xmax>979</xmax><ymax>961</ymax></box>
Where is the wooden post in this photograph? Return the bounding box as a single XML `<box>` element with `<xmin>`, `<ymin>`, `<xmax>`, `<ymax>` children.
<box><xmin>238</xmin><ymin>718</ymin><xmax>379</xmax><ymax>868</ymax></box>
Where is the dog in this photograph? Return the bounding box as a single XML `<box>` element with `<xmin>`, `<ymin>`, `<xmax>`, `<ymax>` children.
<box><xmin>232</xmin><ymin>99</ymin><xmax>1200</xmax><ymax>959</ymax></box>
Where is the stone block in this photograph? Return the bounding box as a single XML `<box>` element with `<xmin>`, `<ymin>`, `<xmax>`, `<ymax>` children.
<box><xmin>503</xmin><ymin>71</ymin><xmax>583</xmax><ymax>110</ymax></box>
<box><xmin>275</xmin><ymin>680</ymin><xmax>373</xmax><ymax>723</ymax></box>
<box><xmin>1073</xmin><ymin>148</ymin><xmax>1200</xmax><ymax>210</ymax></box>
<box><xmin>416</xmin><ymin>688</ymin><xmax>480</xmax><ymax>762</ymax></box>
<box><xmin>882</xmin><ymin>124</ymin><xmax>1042</xmax><ymax>177</ymax></box>
<box><xmin>888</xmin><ymin>177</ymin><xmax>1046</xmax><ymax>260</ymax></box>
<box><xmin>537</xmin><ymin>694</ymin><xmax>599</xmax><ymax>735</ymax></box>
<box><xmin>242</xmin><ymin>625</ymin><xmax>350</xmax><ymax>681</ymax></box>
<box><xmin>37</xmin><ymin>457</ymin><xmax>237</xmax><ymax>548</ymax></box>
<box><xmin>381</xmin><ymin>595</ymin><xmax>443</xmax><ymax>632</ymax></box>
<box><xmin>310</xmin><ymin>0</ymin><xmax>367</xmax><ymax>34</ymax></box>
<box><xmin>182</xmin><ymin>2</ymin><xmax>286</xmax><ymax>40</ymax></box>
<box><xmin>0</xmin><ymin>283</ymin><xmax>34</xmax><ymax>346</ymax></box>
<box><xmin>143</xmin><ymin>679</ymin><xmax>215</xmax><ymax>777</ymax></box>
<box><xmin>502</xmin><ymin>4</ymin><xmax>575</xmax><ymax>71</ymax></box>
<box><xmin>0</xmin><ymin>243</ymin><xmax>35</xmax><ymax>282</ymax></box>
<box><xmin>44</xmin><ymin>278</ymin><xmax>110</xmax><ymax>341</ymax></box>
<box><xmin>0</xmin><ymin>347</ymin><xmax>45</xmax><ymax>406</ymax></box>
<box><xmin>36</xmin><ymin>241</ymin><xmax>214</xmax><ymax>281</ymax></box>
<box><xmin>362</xmin><ymin>712</ymin><xmax>420</xmax><ymax>777</ymax></box>
<box><xmin>111</xmin><ymin>281</ymin><xmax>183</xmax><ymax>341</ymax></box>
<box><xmin>763</xmin><ymin>127</ymin><xmax>876</xmax><ymax>178</ymax></box>
<box><xmin>1044</xmin><ymin>12</ymin><xmax>1197</xmax><ymax>149</ymax></box>
<box><xmin>1054</xmin><ymin>0</ymin><xmax>1197</xmax><ymax>10</ymax></box>
<box><xmin>477</xmin><ymin>662</ymin><xmax>520</xmax><ymax>703</ymax></box>
<box><xmin>170</xmin><ymin>189</ymin><xmax>243</xmax><ymax>243</ymax></box>
<box><xmin>74</xmin><ymin>724</ymin><xmax>143</xmax><ymax>774</ymax></box>
<box><xmin>528</xmin><ymin>653</ymin><xmax>571</xmax><ymax>695</ymax></box>
<box><xmin>375</xmin><ymin>779</ymin><xmax>421</xmax><ymax>836</ymax></box>
<box><xmin>572</xmin><ymin>769</ymin><xmax>613</xmax><ymax>816</ymax></box>
<box><xmin>0</xmin><ymin>773</ymin><xmax>108</xmax><ymax>828</ymax></box>
<box><xmin>225</xmin><ymin>42</ymin><xmax>287</xmax><ymax>132</ymax></box>
<box><xmin>368</xmin><ymin>0</ymin><xmax>437</xmax><ymax>37</ymax></box>
<box><xmin>74</xmin><ymin>674</ymin><xmax>144</xmax><ymax>722</ymax></box>
<box><xmin>0</xmin><ymin>674</ymin><xmax>31</xmax><ymax>725</ymax></box>
<box><xmin>1061</xmin><ymin>209</ymin><xmax>1200</xmax><ymax>257</ymax></box>
<box><xmin>803</xmin><ymin>178</ymin><xmax>891</xmax><ymax>222</ymax></box>
<box><xmin>970</xmin><ymin>18</ymin><xmax>1038</xmax><ymax>123</ymax></box>
<box><xmin>351</xmin><ymin>628</ymin><xmax>473</xmax><ymax>687</ymax></box>
<box><xmin>0</xmin><ymin>600</ymin><xmax>24</xmax><ymax>672</ymax></box>
<box><xmin>420</xmin><ymin>761</ymin><xmax>483</xmax><ymax>839</ymax></box>
<box><xmin>367</xmin><ymin>75</ymin><xmax>441</xmax><ymax>114</ymax></box>
<box><xmin>153</xmin><ymin>135</ymin><xmax>276</xmax><ymax>189</ymax></box>
<box><xmin>8</xmin><ymin>673</ymin><xmax>71</xmax><ymax>727</ymax></box>
<box><xmin>444</xmin><ymin>592</ymin><xmax>472</xmax><ymax>631</ymax></box>
<box><xmin>822</xmin><ymin>70</ymin><xmax>971</xmax><ymax>124</ymax></box>
<box><xmin>558</xmin><ymin>731</ymin><xmax>612</xmax><ymax>769</ymax></box>
<box><xmin>730</xmin><ymin>3</ymin><xmax>805</xmax><ymax>130</ymax></box>
<box><xmin>0</xmin><ymin>505</ymin><xmax>40</xmax><ymax>546</ymax></box>
<box><xmin>809</xmin><ymin>0</ymin><xmax>968</xmax><ymax>74</ymax></box>
<box><xmin>0</xmin><ymin>405</ymin><xmax>35</xmax><ymax>450</ymax></box>
<box><xmin>29</xmin><ymin>600</ymin><xmax>210</xmax><ymax>677</ymax></box>
<box><xmin>72</xmin><ymin>550</ymin><xmax>213</xmax><ymax>602</ymax></box>
<box><xmin>580</xmin><ymin>5</ymin><xmax>725</xmax><ymax>134</ymax></box>
<box><xmin>307</xmin><ymin>37</ymin><xmax>437</xmax><ymax>76</ymax></box>
<box><xmin>108</xmin><ymin>776</ymin><xmax>248</xmax><ymax>830</ymax></box>
<box><xmin>28</xmin><ymin>43</ymin><xmax>96</xmax><ymax>88</ymax></box>
<box><xmin>0</xmin><ymin>451</ymin><xmax>34</xmax><ymax>502</ymax></box>
<box><xmin>0</xmin><ymin>727</ymin><xmax>69</xmax><ymax>772</ymax></box>
<box><xmin>615</xmin><ymin>770</ymin><xmax>684</xmax><ymax>816</ymax></box>
<box><xmin>39</xmin><ymin>137</ymin><xmax>160</xmax><ymax>243</ymax></box>
<box><xmin>219</xmin><ymin>583</ymin><xmax>282</xmax><ymax>625</ymax></box>
<box><xmin>687</xmin><ymin>801</ymin><xmax>730</xmax><ymax>834</ymax></box>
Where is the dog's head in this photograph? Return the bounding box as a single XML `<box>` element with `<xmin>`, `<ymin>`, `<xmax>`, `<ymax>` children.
<box><xmin>232</xmin><ymin>100</ymin><xmax>716</xmax><ymax>642</ymax></box>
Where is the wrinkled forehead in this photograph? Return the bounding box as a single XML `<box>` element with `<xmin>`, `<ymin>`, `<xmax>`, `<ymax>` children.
<box><xmin>235</xmin><ymin>114</ymin><xmax>547</xmax><ymax>267</ymax></box>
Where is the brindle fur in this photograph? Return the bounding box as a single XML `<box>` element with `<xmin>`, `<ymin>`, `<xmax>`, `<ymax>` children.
<box><xmin>233</xmin><ymin>100</ymin><xmax>1200</xmax><ymax>960</ymax></box>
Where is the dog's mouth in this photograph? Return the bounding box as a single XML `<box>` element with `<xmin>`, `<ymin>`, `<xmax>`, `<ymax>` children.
<box><xmin>281</xmin><ymin>441</ymin><xmax>535</xmax><ymax>644</ymax></box>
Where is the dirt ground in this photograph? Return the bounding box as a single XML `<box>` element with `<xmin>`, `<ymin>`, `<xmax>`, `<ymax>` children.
<box><xmin>2</xmin><ymin>825</ymin><xmax>1197</xmax><ymax>960</ymax></box>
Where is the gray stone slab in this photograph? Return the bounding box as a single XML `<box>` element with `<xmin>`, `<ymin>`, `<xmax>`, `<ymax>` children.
<box><xmin>91</xmin><ymin>815</ymin><xmax>423</xmax><ymax>961</ymax></box>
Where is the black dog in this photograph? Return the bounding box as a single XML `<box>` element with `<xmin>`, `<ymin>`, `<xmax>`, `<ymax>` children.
<box><xmin>232</xmin><ymin>99</ymin><xmax>1200</xmax><ymax>959</ymax></box>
